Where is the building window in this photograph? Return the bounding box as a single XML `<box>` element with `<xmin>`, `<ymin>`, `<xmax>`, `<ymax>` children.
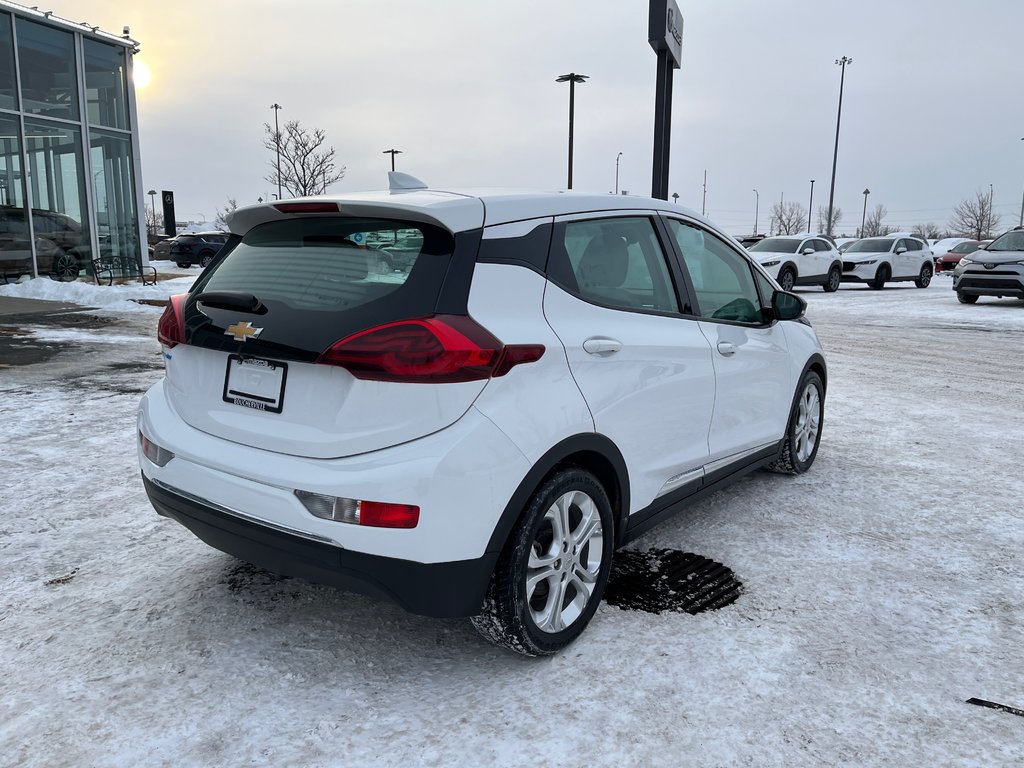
<box><xmin>0</xmin><ymin>13</ymin><xmax>17</xmax><ymax>111</ymax></box>
<box><xmin>84</xmin><ymin>39</ymin><xmax>128</xmax><ymax>130</ymax></box>
<box><xmin>24</xmin><ymin>117</ymin><xmax>92</xmax><ymax>278</ymax></box>
<box><xmin>90</xmin><ymin>129</ymin><xmax>140</xmax><ymax>266</ymax></box>
<box><xmin>16</xmin><ymin>18</ymin><xmax>79</xmax><ymax>121</ymax></box>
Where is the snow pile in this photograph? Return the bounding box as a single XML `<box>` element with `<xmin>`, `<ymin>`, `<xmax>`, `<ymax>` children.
<box><xmin>0</xmin><ymin>275</ymin><xmax>196</xmax><ymax>312</ymax></box>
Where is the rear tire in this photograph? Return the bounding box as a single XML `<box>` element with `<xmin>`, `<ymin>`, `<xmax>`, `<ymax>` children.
<box><xmin>957</xmin><ymin>292</ymin><xmax>978</xmax><ymax>304</ymax></box>
<box><xmin>822</xmin><ymin>265</ymin><xmax>841</xmax><ymax>293</ymax></box>
<box><xmin>471</xmin><ymin>469</ymin><xmax>614</xmax><ymax>656</ymax></box>
<box><xmin>767</xmin><ymin>370</ymin><xmax>824</xmax><ymax>475</ymax></box>
<box><xmin>199</xmin><ymin>251</ymin><xmax>214</xmax><ymax>268</ymax></box>
<box><xmin>778</xmin><ymin>266</ymin><xmax>797</xmax><ymax>292</ymax></box>
<box><xmin>914</xmin><ymin>263</ymin><xmax>933</xmax><ymax>288</ymax></box>
<box><xmin>869</xmin><ymin>263</ymin><xmax>890</xmax><ymax>290</ymax></box>
<box><xmin>175</xmin><ymin>261</ymin><xmax>190</xmax><ymax>269</ymax></box>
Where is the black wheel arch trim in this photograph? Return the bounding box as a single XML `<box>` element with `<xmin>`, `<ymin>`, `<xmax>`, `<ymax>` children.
<box><xmin>800</xmin><ymin>352</ymin><xmax>828</xmax><ymax>394</ymax></box>
<box><xmin>484</xmin><ymin>433</ymin><xmax>630</xmax><ymax>554</ymax></box>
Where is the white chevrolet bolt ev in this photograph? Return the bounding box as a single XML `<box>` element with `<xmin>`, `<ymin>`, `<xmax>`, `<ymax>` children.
<box><xmin>139</xmin><ymin>174</ymin><xmax>827</xmax><ymax>656</ymax></box>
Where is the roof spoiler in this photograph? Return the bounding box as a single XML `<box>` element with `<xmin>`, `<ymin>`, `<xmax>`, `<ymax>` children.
<box><xmin>388</xmin><ymin>171</ymin><xmax>428</xmax><ymax>192</ymax></box>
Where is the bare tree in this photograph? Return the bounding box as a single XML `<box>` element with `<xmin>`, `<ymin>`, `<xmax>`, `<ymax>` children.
<box><xmin>862</xmin><ymin>204</ymin><xmax>893</xmax><ymax>237</ymax></box>
<box><xmin>146</xmin><ymin>207</ymin><xmax>164</xmax><ymax>236</ymax></box>
<box><xmin>950</xmin><ymin>189</ymin><xmax>1001</xmax><ymax>240</ymax></box>
<box><xmin>911</xmin><ymin>222</ymin><xmax>942</xmax><ymax>240</ymax></box>
<box><xmin>816</xmin><ymin>205</ymin><xmax>842</xmax><ymax>235</ymax></box>
<box><xmin>214</xmin><ymin>197</ymin><xmax>238</xmax><ymax>231</ymax></box>
<box><xmin>769</xmin><ymin>201</ymin><xmax>807</xmax><ymax>235</ymax></box>
<box><xmin>263</xmin><ymin>120</ymin><xmax>346</xmax><ymax>198</ymax></box>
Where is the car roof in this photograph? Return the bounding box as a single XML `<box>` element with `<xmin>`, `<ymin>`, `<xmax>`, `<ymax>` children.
<box><xmin>227</xmin><ymin>187</ymin><xmax>708</xmax><ymax>238</ymax></box>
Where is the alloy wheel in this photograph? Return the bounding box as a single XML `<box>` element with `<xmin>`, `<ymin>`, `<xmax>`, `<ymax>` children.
<box><xmin>794</xmin><ymin>380</ymin><xmax>821</xmax><ymax>463</ymax></box>
<box><xmin>526</xmin><ymin>490</ymin><xmax>604</xmax><ymax>634</ymax></box>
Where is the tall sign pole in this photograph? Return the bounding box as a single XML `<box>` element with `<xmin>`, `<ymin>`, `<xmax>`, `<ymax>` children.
<box><xmin>648</xmin><ymin>0</ymin><xmax>683</xmax><ymax>200</ymax></box>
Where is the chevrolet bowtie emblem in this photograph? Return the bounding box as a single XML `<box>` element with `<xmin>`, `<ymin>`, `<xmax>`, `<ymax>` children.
<box><xmin>224</xmin><ymin>321</ymin><xmax>263</xmax><ymax>342</ymax></box>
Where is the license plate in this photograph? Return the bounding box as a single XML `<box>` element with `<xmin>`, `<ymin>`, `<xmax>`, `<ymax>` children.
<box><xmin>223</xmin><ymin>355</ymin><xmax>287</xmax><ymax>413</ymax></box>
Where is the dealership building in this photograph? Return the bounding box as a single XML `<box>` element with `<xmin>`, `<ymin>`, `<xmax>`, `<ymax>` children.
<box><xmin>0</xmin><ymin>0</ymin><xmax>145</xmax><ymax>281</ymax></box>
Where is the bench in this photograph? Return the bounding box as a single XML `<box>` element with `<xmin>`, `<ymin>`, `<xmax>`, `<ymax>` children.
<box><xmin>93</xmin><ymin>254</ymin><xmax>158</xmax><ymax>286</ymax></box>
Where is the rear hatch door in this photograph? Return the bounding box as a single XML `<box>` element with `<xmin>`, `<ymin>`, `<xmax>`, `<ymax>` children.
<box><xmin>164</xmin><ymin>212</ymin><xmax>485</xmax><ymax>459</ymax></box>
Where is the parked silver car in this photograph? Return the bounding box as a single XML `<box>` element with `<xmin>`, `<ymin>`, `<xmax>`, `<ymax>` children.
<box><xmin>952</xmin><ymin>227</ymin><xmax>1024</xmax><ymax>304</ymax></box>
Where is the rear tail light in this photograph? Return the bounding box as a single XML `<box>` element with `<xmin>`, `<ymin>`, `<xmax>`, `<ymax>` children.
<box><xmin>295</xmin><ymin>491</ymin><xmax>419</xmax><ymax>529</ymax></box>
<box><xmin>157</xmin><ymin>293</ymin><xmax>187</xmax><ymax>347</ymax></box>
<box><xmin>317</xmin><ymin>315</ymin><xmax>544</xmax><ymax>383</ymax></box>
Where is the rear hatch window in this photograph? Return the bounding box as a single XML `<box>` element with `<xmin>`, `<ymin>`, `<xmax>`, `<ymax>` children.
<box><xmin>187</xmin><ymin>216</ymin><xmax>454</xmax><ymax>360</ymax></box>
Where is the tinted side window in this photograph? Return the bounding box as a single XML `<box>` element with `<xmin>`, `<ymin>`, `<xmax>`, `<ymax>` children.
<box><xmin>813</xmin><ymin>239</ymin><xmax>832</xmax><ymax>252</ymax></box>
<box><xmin>907</xmin><ymin>239</ymin><xmax>922</xmax><ymax>251</ymax></box>
<box><xmin>667</xmin><ymin>219</ymin><xmax>764</xmax><ymax>325</ymax></box>
<box><xmin>550</xmin><ymin>217</ymin><xmax>678</xmax><ymax>313</ymax></box>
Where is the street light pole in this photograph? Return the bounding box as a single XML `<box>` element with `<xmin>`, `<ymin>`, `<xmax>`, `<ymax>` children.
<box><xmin>615</xmin><ymin>152</ymin><xmax>622</xmax><ymax>194</ymax></box>
<box><xmin>753</xmin><ymin>188</ymin><xmax>759</xmax><ymax>235</ymax></box>
<box><xmin>826</xmin><ymin>56</ymin><xmax>852</xmax><ymax>239</ymax></box>
<box><xmin>1019</xmin><ymin>138</ymin><xmax>1024</xmax><ymax>227</ymax></box>
<box><xmin>807</xmin><ymin>180</ymin><xmax>815</xmax><ymax>233</ymax></box>
<box><xmin>556</xmin><ymin>73</ymin><xmax>588</xmax><ymax>189</ymax></box>
<box><xmin>270</xmin><ymin>103</ymin><xmax>283</xmax><ymax>200</ymax></box>
<box><xmin>147</xmin><ymin>189</ymin><xmax>156</xmax><ymax>235</ymax></box>
<box><xmin>702</xmin><ymin>170</ymin><xmax>707</xmax><ymax>216</ymax></box>
<box><xmin>989</xmin><ymin>183</ymin><xmax>994</xmax><ymax>237</ymax></box>
<box><xmin>860</xmin><ymin>188</ymin><xmax>870</xmax><ymax>237</ymax></box>
<box><xmin>383</xmin><ymin>149</ymin><xmax>403</xmax><ymax>172</ymax></box>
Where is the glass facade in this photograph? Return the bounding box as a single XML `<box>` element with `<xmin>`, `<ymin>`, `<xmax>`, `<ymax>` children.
<box><xmin>0</xmin><ymin>7</ymin><xmax>142</xmax><ymax>283</ymax></box>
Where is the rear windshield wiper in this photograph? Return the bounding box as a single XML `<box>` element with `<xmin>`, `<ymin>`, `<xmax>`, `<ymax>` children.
<box><xmin>195</xmin><ymin>291</ymin><xmax>266</xmax><ymax>314</ymax></box>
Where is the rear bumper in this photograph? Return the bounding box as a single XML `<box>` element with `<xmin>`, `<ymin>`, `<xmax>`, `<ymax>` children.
<box><xmin>144</xmin><ymin>474</ymin><xmax>495</xmax><ymax>618</ymax></box>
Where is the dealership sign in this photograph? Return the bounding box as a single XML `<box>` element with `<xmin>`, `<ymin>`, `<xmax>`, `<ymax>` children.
<box><xmin>648</xmin><ymin>0</ymin><xmax>683</xmax><ymax>68</ymax></box>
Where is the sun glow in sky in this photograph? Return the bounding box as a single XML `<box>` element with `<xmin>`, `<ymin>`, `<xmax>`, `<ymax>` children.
<box><xmin>133</xmin><ymin>58</ymin><xmax>151</xmax><ymax>89</ymax></box>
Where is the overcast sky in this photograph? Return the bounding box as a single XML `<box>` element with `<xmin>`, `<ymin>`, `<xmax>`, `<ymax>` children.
<box><xmin>39</xmin><ymin>0</ymin><xmax>1024</xmax><ymax>234</ymax></box>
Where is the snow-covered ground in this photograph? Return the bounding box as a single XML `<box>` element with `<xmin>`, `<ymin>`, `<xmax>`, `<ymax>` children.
<box><xmin>1</xmin><ymin>276</ymin><xmax>1022</xmax><ymax>767</ymax></box>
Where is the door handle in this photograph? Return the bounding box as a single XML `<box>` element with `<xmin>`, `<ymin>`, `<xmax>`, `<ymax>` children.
<box><xmin>717</xmin><ymin>341</ymin><xmax>737</xmax><ymax>356</ymax></box>
<box><xmin>583</xmin><ymin>337</ymin><xmax>623</xmax><ymax>356</ymax></box>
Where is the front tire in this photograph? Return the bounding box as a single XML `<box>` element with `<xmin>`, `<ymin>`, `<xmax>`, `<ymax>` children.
<box><xmin>869</xmin><ymin>263</ymin><xmax>890</xmax><ymax>290</ymax></box>
<box><xmin>778</xmin><ymin>266</ymin><xmax>797</xmax><ymax>292</ymax></box>
<box><xmin>823</xmin><ymin>265</ymin><xmax>841</xmax><ymax>293</ymax></box>
<box><xmin>50</xmin><ymin>250</ymin><xmax>80</xmax><ymax>282</ymax></box>
<box><xmin>199</xmin><ymin>251</ymin><xmax>214</xmax><ymax>268</ymax></box>
<box><xmin>471</xmin><ymin>469</ymin><xmax>614</xmax><ymax>656</ymax></box>
<box><xmin>957</xmin><ymin>292</ymin><xmax>978</xmax><ymax>304</ymax></box>
<box><xmin>914</xmin><ymin>263</ymin><xmax>933</xmax><ymax>288</ymax></box>
<box><xmin>767</xmin><ymin>371</ymin><xmax>824</xmax><ymax>475</ymax></box>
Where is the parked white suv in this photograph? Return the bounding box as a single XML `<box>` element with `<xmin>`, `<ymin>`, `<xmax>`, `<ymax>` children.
<box><xmin>747</xmin><ymin>234</ymin><xmax>843</xmax><ymax>292</ymax></box>
<box><xmin>841</xmin><ymin>233</ymin><xmax>934</xmax><ymax>289</ymax></box>
<box><xmin>139</xmin><ymin>175</ymin><xmax>828</xmax><ymax>656</ymax></box>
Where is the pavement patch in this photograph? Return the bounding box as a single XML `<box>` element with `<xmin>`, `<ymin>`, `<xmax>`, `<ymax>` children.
<box><xmin>604</xmin><ymin>548</ymin><xmax>742</xmax><ymax>615</ymax></box>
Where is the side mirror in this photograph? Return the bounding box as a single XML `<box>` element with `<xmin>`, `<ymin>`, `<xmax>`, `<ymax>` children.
<box><xmin>801</xmin><ymin>247</ymin><xmax>815</xmax><ymax>255</ymax></box>
<box><xmin>772</xmin><ymin>290</ymin><xmax>806</xmax><ymax>321</ymax></box>
<box><xmin>976</xmin><ymin>243</ymin><xmax>988</xmax><ymax>250</ymax></box>
<box><xmin>895</xmin><ymin>246</ymin><xmax>907</xmax><ymax>254</ymax></box>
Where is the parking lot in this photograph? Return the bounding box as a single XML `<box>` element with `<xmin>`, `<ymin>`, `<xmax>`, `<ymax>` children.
<box><xmin>2</xmin><ymin>277</ymin><xmax>1022</xmax><ymax>767</ymax></box>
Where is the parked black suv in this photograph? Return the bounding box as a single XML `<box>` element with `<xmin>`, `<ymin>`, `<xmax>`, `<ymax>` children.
<box><xmin>170</xmin><ymin>231</ymin><xmax>229</xmax><ymax>268</ymax></box>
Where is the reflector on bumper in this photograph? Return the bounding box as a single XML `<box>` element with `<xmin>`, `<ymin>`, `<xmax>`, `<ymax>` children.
<box><xmin>295</xmin><ymin>490</ymin><xmax>419</xmax><ymax>529</ymax></box>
